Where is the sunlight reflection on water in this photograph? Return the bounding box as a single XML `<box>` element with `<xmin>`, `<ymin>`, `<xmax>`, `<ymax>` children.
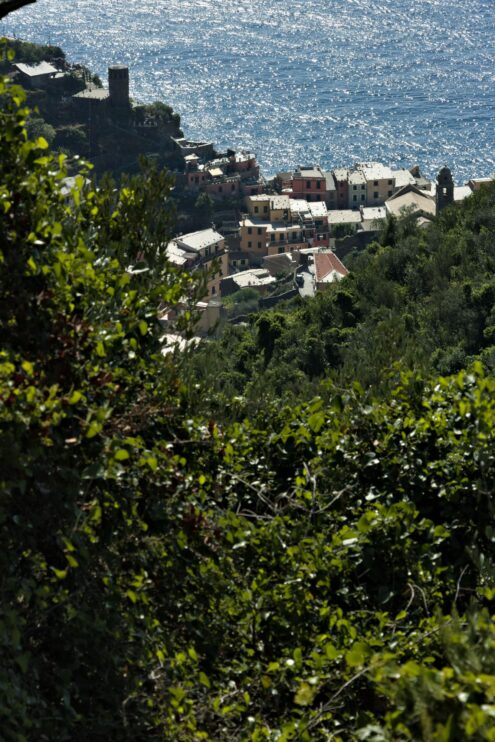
<box><xmin>2</xmin><ymin>0</ymin><xmax>495</xmax><ymax>180</ymax></box>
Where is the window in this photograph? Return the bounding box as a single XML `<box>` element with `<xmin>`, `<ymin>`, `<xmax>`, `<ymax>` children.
<box><xmin>279</xmin><ymin>233</ymin><xmax>284</xmax><ymax>241</ymax></box>
<box><xmin>233</xmin><ymin>260</ymin><xmax>237</xmax><ymax>266</ymax></box>
<box><xmin>271</xmin><ymin>234</ymin><xmax>275</xmax><ymax>242</ymax></box>
<box><xmin>374</xmin><ymin>180</ymin><xmax>378</xmax><ymax>186</ymax></box>
<box><xmin>361</xmin><ymin>195</ymin><xmax>365</xmax><ymax>202</ymax></box>
<box><xmin>195</xmin><ymin>176</ymin><xmax>199</xmax><ymax>184</ymax></box>
<box><xmin>258</xmin><ymin>241</ymin><xmax>262</xmax><ymax>248</ymax></box>
<box><xmin>247</xmin><ymin>227</ymin><xmax>252</xmax><ymax>235</ymax></box>
<box><xmin>248</xmin><ymin>241</ymin><xmax>252</xmax><ymax>248</ymax></box>
<box><xmin>257</xmin><ymin>227</ymin><xmax>262</xmax><ymax>235</ymax></box>
<box><xmin>263</xmin><ymin>205</ymin><xmax>268</xmax><ymax>213</ymax></box>
<box><xmin>388</xmin><ymin>190</ymin><xmax>393</xmax><ymax>197</ymax></box>
<box><xmin>219</xmin><ymin>185</ymin><xmax>223</xmax><ymax>193</ymax></box>
<box><xmin>353</xmin><ymin>195</ymin><xmax>357</xmax><ymax>202</ymax></box>
<box><xmin>306</xmin><ymin>181</ymin><xmax>311</xmax><ymax>189</ymax></box>
<box><xmin>388</xmin><ymin>179</ymin><xmax>393</xmax><ymax>185</ymax></box>
<box><xmin>278</xmin><ymin>247</ymin><xmax>284</xmax><ymax>254</ymax></box>
<box><xmin>374</xmin><ymin>191</ymin><xmax>379</xmax><ymax>199</ymax></box>
<box><xmin>254</xmin><ymin>206</ymin><xmax>259</xmax><ymax>213</ymax></box>
<box><xmin>353</xmin><ymin>185</ymin><xmax>357</xmax><ymax>191</ymax></box>
<box><xmin>211</xmin><ymin>286</ymin><xmax>216</xmax><ymax>295</ymax></box>
<box><xmin>316</xmin><ymin>180</ymin><xmax>321</xmax><ymax>189</ymax></box>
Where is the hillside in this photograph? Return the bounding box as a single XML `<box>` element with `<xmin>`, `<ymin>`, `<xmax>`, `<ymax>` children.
<box><xmin>188</xmin><ymin>184</ymin><xmax>495</xmax><ymax>416</ymax></box>
<box><xmin>1</xmin><ymin>39</ymin><xmax>184</xmax><ymax>174</ymax></box>
<box><xmin>2</xmin><ymin>40</ymin><xmax>495</xmax><ymax>742</ymax></box>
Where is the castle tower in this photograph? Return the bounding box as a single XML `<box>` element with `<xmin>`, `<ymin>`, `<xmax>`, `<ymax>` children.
<box><xmin>436</xmin><ymin>166</ymin><xmax>454</xmax><ymax>212</ymax></box>
<box><xmin>108</xmin><ymin>65</ymin><xmax>130</xmax><ymax>109</ymax></box>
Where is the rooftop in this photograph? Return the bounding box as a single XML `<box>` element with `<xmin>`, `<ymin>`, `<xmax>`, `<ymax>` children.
<box><xmin>73</xmin><ymin>87</ymin><xmax>109</xmax><ymax>101</ymax></box>
<box><xmin>290</xmin><ymin>199</ymin><xmax>312</xmax><ymax>216</ymax></box>
<box><xmin>308</xmin><ymin>201</ymin><xmax>328</xmax><ymax>218</ymax></box>
<box><xmin>270</xmin><ymin>195</ymin><xmax>291</xmax><ymax>210</ymax></box>
<box><xmin>230</xmin><ymin>268</ymin><xmax>276</xmax><ymax>289</ymax></box>
<box><xmin>314</xmin><ymin>251</ymin><xmax>349</xmax><ymax>283</ymax></box>
<box><xmin>241</xmin><ymin>216</ymin><xmax>271</xmax><ymax>228</ymax></box>
<box><xmin>454</xmin><ymin>185</ymin><xmax>473</xmax><ymax>202</ymax></box>
<box><xmin>267</xmin><ymin>222</ymin><xmax>302</xmax><ymax>234</ymax></box>
<box><xmin>349</xmin><ymin>170</ymin><xmax>366</xmax><ymax>186</ymax></box>
<box><xmin>324</xmin><ymin>171</ymin><xmax>337</xmax><ymax>191</ymax></box>
<box><xmin>165</xmin><ymin>242</ymin><xmax>190</xmax><ymax>266</ymax></box>
<box><xmin>361</xmin><ymin>206</ymin><xmax>387</xmax><ymax>221</ymax></box>
<box><xmin>235</xmin><ymin>151</ymin><xmax>256</xmax><ymax>163</ymax></box>
<box><xmin>356</xmin><ymin>162</ymin><xmax>394</xmax><ymax>181</ymax></box>
<box><xmin>294</xmin><ymin>166</ymin><xmax>325</xmax><ymax>179</ymax></box>
<box><xmin>15</xmin><ymin>61</ymin><xmax>58</xmax><ymax>77</ymax></box>
<box><xmin>392</xmin><ymin>169</ymin><xmax>416</xmax><ymax>189</ymax></box>
<box><xmin>176</xmin><ymin>228</ymin><xmax>224</xmax><ymax>253</ymax></box>
<box><xmin>385</xmin><ymin>190</ymin><xmax>436</xmax><ymax>218</ymax></box>
<box><xmin>328</xmin><ymin>210</ymin><xmax>362</xmax><ymax>225</ymax></box>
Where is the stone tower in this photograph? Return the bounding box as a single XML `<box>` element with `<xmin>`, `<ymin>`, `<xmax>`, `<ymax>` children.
<box><xmin>108</xmin><ymin>65</ymin><xmax>130</xmax><ymax>109</ymax></box>
<box><xmin>436</xmin><ymin>166</ymin><xmax>454</xmax><ymax>212</ymax></box>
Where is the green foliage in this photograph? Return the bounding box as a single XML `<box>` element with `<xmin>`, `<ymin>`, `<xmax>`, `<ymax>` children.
<box><xmin>191</xmin><ymin>179</ymin><xmax>495</xmax><ymax>410</ymax></box>
<box><xmin>25</xmin><ymin>113</ymin><xmax>56</xmax><ymax>145</ymax></box>
<box><xmin>133</xmin><ymin>100</ymin><xmax>181</xmax><ymax>129</ymax></box>
<box><xmin>53</xmin><ymin>124</ymin><xmax>88</xmax><ymax>153</ymax></box>
<box><xmin>333</xmin><ymin>221</ymin><xmax>357</xmax><ymax>239</ymax></box>
<box><xmin>1</xmin><ymin>38</ymin><xmax>65</xmax><ymax>67</ymax></box>
<box><xmin>0</xmin><ymin>72</ymin><xmax>196</xmax><ymax>738</ymax></box>
<box><xmin>194</xmin><ymin>190</ymin><xmax>214</xmax><ymax>213</ymax></box>
<box><xmin>4</xmin><ymin>36</ymin><xmax>495</xmax><ymax>742</ymax></box>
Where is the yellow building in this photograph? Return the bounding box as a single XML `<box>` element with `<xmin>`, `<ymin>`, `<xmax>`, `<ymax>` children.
<box><xmin>356</xmin><ymin>162</ymin><xmax>395</xmax><ymax>206</ymax></box>
<box><xmin>239</xmin><ymin>216</ymin><xmax>270</xmax><ymax>260</ymax></box>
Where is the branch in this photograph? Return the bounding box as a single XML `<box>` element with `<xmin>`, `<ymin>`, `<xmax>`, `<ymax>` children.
<box><xmin>0</xmin><ymin>0</ymin><xmax>36</xmax><ymax>20</ymax></box>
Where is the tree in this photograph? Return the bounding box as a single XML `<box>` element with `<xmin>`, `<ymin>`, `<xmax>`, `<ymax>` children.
<box><xmin>0</xmin><ymin>66</ymin><xmax>198</xmax><ymax>739</ymax></box>
<box><xmin>53</xmin><ymin>124</ymin><xmax>88</xmax><ymax>155</ymax></box>
<box><xmin>26</xmin><ymin>114</ymin><xmax>56</xmax><ymax>145</ymax></box>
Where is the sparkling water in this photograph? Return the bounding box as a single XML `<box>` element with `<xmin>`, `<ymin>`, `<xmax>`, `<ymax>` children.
<box><xmin>2</xmin><ymin>0</ymin><xmax>495</xmax><ymax>181</ymax></box>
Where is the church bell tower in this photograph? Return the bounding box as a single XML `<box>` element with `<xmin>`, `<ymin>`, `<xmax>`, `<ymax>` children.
<box><xmin>436</xmin><ymin>166</ymin><xmax>454</xmax><ymax>212</ymax></box>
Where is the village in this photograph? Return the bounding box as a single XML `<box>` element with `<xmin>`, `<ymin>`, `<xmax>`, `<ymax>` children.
<box><xmin>166</xmin><ymin>142</ymin><xmax>493</xmax><ymax>338</ymax></box>
<box><xmin>5</xmin><ymin>49</ymin><xmax>495</xmax><ymax>342</ymax></box>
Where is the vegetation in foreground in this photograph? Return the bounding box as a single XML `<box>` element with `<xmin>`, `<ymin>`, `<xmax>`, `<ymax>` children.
<box><xmin>2</xmin><ymin>52</ymin><xmax>495</xmax><ymax>741</ymax></box>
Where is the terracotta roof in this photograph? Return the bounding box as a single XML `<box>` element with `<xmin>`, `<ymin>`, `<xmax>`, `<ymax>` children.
<box><xmin>314</xmin><ymin>252</ymin><xmax>348</xmax><ymax>283</ymax></box>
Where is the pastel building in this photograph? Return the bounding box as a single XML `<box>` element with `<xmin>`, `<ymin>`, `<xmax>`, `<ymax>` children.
<box><xmin>291</xmin><ymin>166</ymin><xmax>327</xmax><ymax>202</ymax></box>
<box><xmin>324</xmin><ymin>171</ymin><xmax>338</xmax><ymax>210</ymax></box>
<box><xmin>166</xmin><ymin>228</ymin><xmax>229</xmax><ymax>298</ymax></box>
<box><xmin>332</xmin><ymin>168</ymin><xmax>349</xmax><ymax>210</ymax></box>
<box><xmin>356</xmin><ymin>162</ymin><xmax>395</xmax><ymax>206</ymax></box>
<box><xmin>348</xmin><ymin>170</ymin><xmax>367</xmax><ymax>208</ymax></box>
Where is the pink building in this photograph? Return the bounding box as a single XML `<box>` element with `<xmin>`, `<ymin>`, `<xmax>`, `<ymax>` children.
<box><xmin>291</xmin><ymin>166</ymin><xmax>327</xmax><ymax>202</ymax></box>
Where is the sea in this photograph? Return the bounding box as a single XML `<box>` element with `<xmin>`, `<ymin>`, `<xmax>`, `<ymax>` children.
<box><xmin>2</xmin><ymin>0</ymin><xmax>495</xmax><ymax>182</ymax></box>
